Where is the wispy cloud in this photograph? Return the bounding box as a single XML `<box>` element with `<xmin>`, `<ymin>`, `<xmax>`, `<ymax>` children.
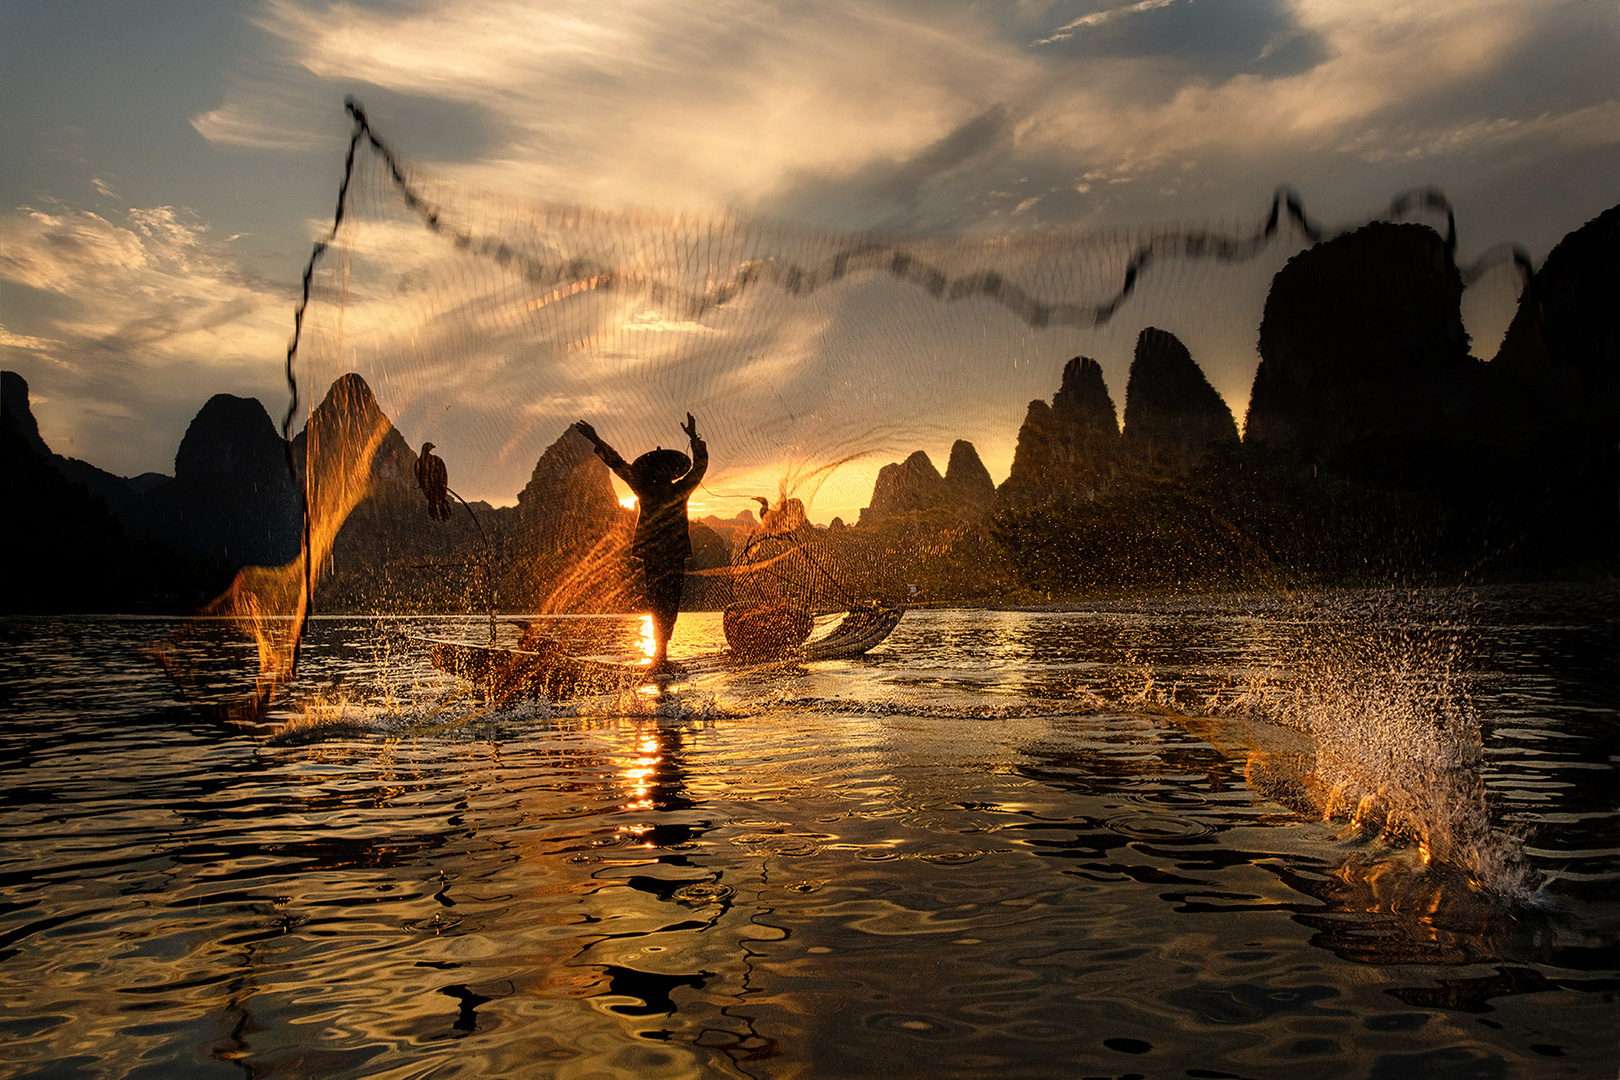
<box><xmin>19</xmin><ymin>0</ymin><xmax>1615</xmax><ymax>484</ymax></box>
<box><xmin>244</xmin><ymin>0</ymin><xmax>1032</xmax><ymax>213</ymax></box>
<box><xmin>0</xmin><ymin>325</ymin><xmax>63</xmax><ymax>351</ymax></box>
<box><xmin>1343</xmin><ymin>100</ymin><xmax>1620</xmax><ymax>163</ymax></box>
<box><xmin>0</xmin><ymin>203</ymin><xmax>294</xmax><ymax>471</ymax></box>
<box><xmin>1034</xmin><ymin>0</ymin><xmax>1183</xmax><ymax>46</ymax></box>
<box><xmin>190</xmin><ymin>100</ymin><xmax>332</xmax><ymax>150</ymax></box>
<box><xmin>194</xmin><ymin>0</ymin><xmax>1589</xmax><ymax>237</ymax></box>
<box><xmin>1020</xmin><ymin>0</ymin><xmax>1545</xmax><ymax>158</ymax></box>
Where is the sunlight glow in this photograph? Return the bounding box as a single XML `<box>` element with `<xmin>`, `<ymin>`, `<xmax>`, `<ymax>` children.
<box><xmin>637</xmin><ymin>616</ymin><xmax>657</xmax><ymax>661</ymax></box>
<box><xmin>618</xmin><ymin>730</ymin><xmax>663</xmax><ymax>819</ymax></box>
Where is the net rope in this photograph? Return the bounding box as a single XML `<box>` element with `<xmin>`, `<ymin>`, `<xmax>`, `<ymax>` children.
<box><xmin>159</xmin><ymin>99</ymin><xmax>1527</xmax><ymax>719</ymax></box>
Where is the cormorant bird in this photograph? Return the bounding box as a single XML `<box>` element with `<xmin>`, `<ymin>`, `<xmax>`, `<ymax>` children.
<box><xmin>416</xmin><ymin>442</ymin><xmax>452</xmax><ymax>521</ymax></box>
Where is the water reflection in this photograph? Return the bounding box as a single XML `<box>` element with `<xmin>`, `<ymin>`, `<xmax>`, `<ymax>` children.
<box><xmin>0</xmin><ymin>587</ymin><xmax>1614</xmax><ymax>1077</ymax></box>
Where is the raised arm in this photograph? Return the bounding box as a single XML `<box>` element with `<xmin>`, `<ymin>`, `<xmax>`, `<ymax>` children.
<box><xmin>677</xmin><ymin>412</ymin><xmax>708</xmax><ymax>493</ymax></box>
<box><xmin>573</xmin><ymin>420</ymin><xmax>635</xmax><ymax>485</ymax></box>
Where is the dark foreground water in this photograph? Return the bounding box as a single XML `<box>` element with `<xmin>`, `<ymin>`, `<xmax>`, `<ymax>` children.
<box><xmin>1</xmin><ymin>585</ymin><xmax>1616</xmax><ymax>1079</ymax></box>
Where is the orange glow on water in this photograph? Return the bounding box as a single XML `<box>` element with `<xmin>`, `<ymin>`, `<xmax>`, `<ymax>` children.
<box><xmin>637</xmin><ymin>616</ymin><xmax>657</xmax><ymax>661</ymax></box>
<box><xmin>619</xmin><ymin>731</ymin><xmax>663</xmax><ymax>818</ymax></box>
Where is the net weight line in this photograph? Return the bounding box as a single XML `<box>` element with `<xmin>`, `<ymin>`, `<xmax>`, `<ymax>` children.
<box><xmin>269</xmin><ymin>96</ymin><xmax>1537</xmax><ymax>674</ymax></box>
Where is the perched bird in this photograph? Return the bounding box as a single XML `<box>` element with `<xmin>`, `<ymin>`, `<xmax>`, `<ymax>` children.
<box><xmin>416</xmin><ymin>442</ymin><xmax>452</xmax><ymax>521</ymax></box>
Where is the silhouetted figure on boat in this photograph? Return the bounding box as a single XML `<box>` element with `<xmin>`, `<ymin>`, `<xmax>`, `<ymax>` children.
<box><xmin>416</xmin><ymin>442</ymin><xmax>452</xmax><ymax>521</ymax></box>
<box><xmin>726</xmin><ymin>494</ymin><xmax>816</xmax><ymax>658</ymax></box>
<box><xmin>573</xmin><ymin>414</ymin><xmax>708</xmax><ymax>673</ymax></box>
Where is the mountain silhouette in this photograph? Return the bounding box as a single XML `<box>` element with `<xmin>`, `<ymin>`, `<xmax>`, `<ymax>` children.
<box><xmin>2</xmin><ymin>371</ymin><xmax>221</xmax><ymax>611</ymax></box>
<box><xmin>998</xmin><ymin>356</ymin><xmax>1121</xmax><ymax>507</ymax></box>
<box><xmin>1244</xmin><ymin>222</ymin><xmax>1477</xmax><ymax>477</ymax></box>
<box><xmin>141</xmin><ymin>393</ymin><xmax>302</xmax><ymax>567</ymax></box>
<box><xmin>4</xmin><ymin>200</ymin><xmax>1614</xmax><ymax>613</ymax></box>
<box><xmin>944</xmin><ymin>440</ymin><xmax>997</xmax><ymax>517</ymax></box>
<box><xmin>860</xmin><ymin>451</ymin><xmax>948</xmax><ymax>524</ymax></box>
<box><xmin>1122</xmin><ymin>327</ymin><xmax>1240</xmax><ymax>473</ymax></box>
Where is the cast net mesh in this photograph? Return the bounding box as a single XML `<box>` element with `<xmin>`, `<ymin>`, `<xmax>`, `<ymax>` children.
<box><xmin>166</xmin><ymin>102</ymin><xmax>1478</xmax><ymax>717</ymax></box>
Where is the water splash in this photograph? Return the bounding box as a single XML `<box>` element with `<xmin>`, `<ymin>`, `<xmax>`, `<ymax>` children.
<box><xmin>264</xmin><ymin>667</ymin><xmax>733</xmax><ymax>746</ymax></box>
<box><xmin>1204</xmin><ymin>652</ymin><xmax>1530</xmax><ymax>900</ymax></box>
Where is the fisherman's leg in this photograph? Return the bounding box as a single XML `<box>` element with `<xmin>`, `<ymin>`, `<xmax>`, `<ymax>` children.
<box><xmin>645</xmin><ymin>562</ymin><xmax>684</xmax><ymax>670</ymax></box>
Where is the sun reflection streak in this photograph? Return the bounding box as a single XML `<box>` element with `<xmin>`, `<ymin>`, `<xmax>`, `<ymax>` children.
<box><xmin>618</xmin><ymin>729</ymin><xmax>664</xmax><ymax>822</ymax></box>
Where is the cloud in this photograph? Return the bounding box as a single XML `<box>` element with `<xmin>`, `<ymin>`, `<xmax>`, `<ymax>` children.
<box><xmin>1037</xmin><ymin>0</ymin><xmax>1183</xmax><ymax>43</ymax></box>
<box><xmin>0</xmin><ymin>203</ymin><xmax>295</xmax><ymax>473</ymax></box>
<box><xmin>771</xmin><ymin>105</ymin><xmax>1024</xmax><ymax>230</ymax></box>
<box><xmin>0</xmin><ymin>207</ymin><xmax>151</xmax><ymax>293</ymax></box>
<box><xmin>1034</xmin><ymin>0</ymin><xmax>1330</xmax><ymax>84</ymax></box>
<box><xmin>213</xmin><ymin>0</ymin><xmax>1583</xmax><ymax>239</ymax></box>
<box><xmin>0</xmin><ymin>325</ymin><xmax>63</xmax><ymax>351</ymax></box>
<box><xmin>246</xmin><ymin>0</ymin><xmax>1033</xmax><ymax>214</ymax></box>
<box><xmin>38</xmin><ymin>0</ymin><xmax>1609</xmax><ymax>490</ymax></box>
<box><xmin>1343</xmin><ymin>100</ymin><xmax>1620</xmax><ymax>163</ymax></box>
<box><xmin>1021</xmin><ymin>0</ymin><xmax>1540</xmax><ymax>155</ymax></box>
<box><xmin>191</xmin><ymin>100</ymin><xmax>332</xmax><ymax>150</ymax></box>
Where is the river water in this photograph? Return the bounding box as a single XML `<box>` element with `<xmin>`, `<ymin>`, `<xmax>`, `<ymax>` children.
<box><xmin>1</xmin><ymin>584</ymin><xmax>1615</xmax><ymax>1078</ymax></box>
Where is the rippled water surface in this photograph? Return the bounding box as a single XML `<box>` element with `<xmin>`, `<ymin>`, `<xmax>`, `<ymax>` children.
<box><xmin>2</xmin><ymin>585</ymin><xmax>1616</xmax><ymax>1078</ymax></box>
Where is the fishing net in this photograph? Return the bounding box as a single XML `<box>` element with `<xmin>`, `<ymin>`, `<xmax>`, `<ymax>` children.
<box><xmin>167</xmin><ymin>100</ymin><xmax>1502</xmax><ymax>717</ymax></box>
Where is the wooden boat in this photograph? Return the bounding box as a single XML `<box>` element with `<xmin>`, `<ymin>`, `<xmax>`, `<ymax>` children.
<box><xmin>427</xmin><ymin>603</ymin><xmax>903</xmax><ymax>703</ymax></box>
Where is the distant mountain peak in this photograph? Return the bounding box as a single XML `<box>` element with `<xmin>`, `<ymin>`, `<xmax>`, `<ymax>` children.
<box><xmin>1122</xmin><ymin>327</ymin><xmax>1238</xmax><ymax>472</ymax></box>
<box><xmin>1050</xmin><ymin>356</ymin><xmax>1120</xmax><ymax>431</ymax></box>
<box><xmin>944</xmin><ymin>440</ymin><xmax>996</xmax><ymax>514</ymax></box>
<box><xmin>1</xmin><ymin>370</ymin><xmax>52</xmax><ymax>458</ymax></box>
<box><xmin>998</xmin><ymin>355</ymin><xmax>1121</xmax><ymax>507</ymax></box>
<box><xmin>175</xmin><ymin>393</ymin><xmax>285</xmax><ymax>479</ymax></box>
<box><xmin>1245</xmin><ymin>222</ymin><xmax>1471</xmax><ymax>456</ymax></box>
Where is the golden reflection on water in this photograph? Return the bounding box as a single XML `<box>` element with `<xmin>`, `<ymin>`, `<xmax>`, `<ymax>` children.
<box><xmin>637</xmin><ymin>616</ymin><xmax>657</xmax><ymax>662</ymax></box>
<box><xmin>620</xmin><ymin>729</ymin><xmax>662</xmax><ymax>817</ymax></box>
<box><xmin>1</xmin><ymin>596</ymin><xmax>1615</xmax><ymax>1078</ymax></box>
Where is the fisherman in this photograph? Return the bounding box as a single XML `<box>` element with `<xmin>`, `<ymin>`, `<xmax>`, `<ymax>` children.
<box><xmin>573</xmin><ymin>413</ymin><xmax>708</xmax><ymax>674</ymax></box>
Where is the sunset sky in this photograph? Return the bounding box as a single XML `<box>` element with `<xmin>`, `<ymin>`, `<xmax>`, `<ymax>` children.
<box><xmin>3</xmin><ymin>0</ymin><xmax>1617</xmax><ymax>518</ymax></box>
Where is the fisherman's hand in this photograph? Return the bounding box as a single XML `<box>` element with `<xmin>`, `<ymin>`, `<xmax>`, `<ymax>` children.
<box><xmin>681</xmin><ymin>412</ymin><xmax>699</xmax><ymax>442</ymax></box>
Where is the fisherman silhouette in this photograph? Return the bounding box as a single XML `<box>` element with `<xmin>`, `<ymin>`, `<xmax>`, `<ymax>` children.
<box><xmin>416</xmin><ymin>442</ymin><xmax>452</xmax><ymax>521</ymax></box>
<box><xmin>573</xmin><ymin>414</ymin><xmax>708</xmax><ymax>674</ymax></box>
